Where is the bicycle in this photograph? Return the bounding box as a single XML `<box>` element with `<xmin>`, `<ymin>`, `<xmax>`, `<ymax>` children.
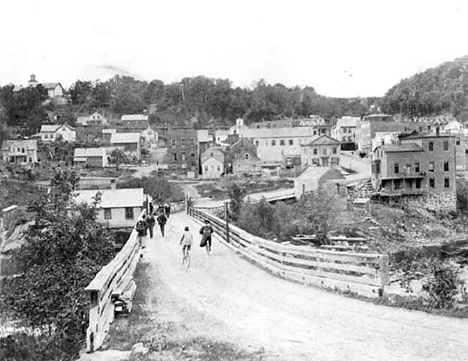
<box><xmin>182</xmin><ymin>245</ymin><xmax>191</xmax><ymax>268</ymax></box>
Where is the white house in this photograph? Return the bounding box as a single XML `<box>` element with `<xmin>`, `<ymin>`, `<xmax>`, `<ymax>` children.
<box><xmin>1</xmin><ymin>139</ymin><xmax>38</xmax><ymax>164</ymax></box>
<box><xmin>39</xmin><ymin>124</ymin><xmax>76</xmax><ymax>142</ymax></box>
<box><xmin>201</xmin><ymin>148</ymin><xmax>225</xmax><ymax>179</ymax></box>
<box><xmin>371</xmin><ymin>132</ymin><xmax>400</xmax><ymax>153</ymax></box>
<box><xmin>74</xmin><ymin>186</ymin><xmax>145</xmax><ymax>229</ymax></box>
<box><xmin>77</xmin><ymin>112</ymin><xmax>107</xmax><ymax>126</ymax></box>
<box><xmin>443</xmin><ymin>120</ymin><xmax>463</xmax><ymax>134</ymax></box>
<box><xmin>73</xmin><ymin>148</ymin><xmax>108</xmax><ymax>167</ymax></box>
<box><xmin>110</xmin><ymin>133</ymin><xmax>141</xmax><ymax>160</ymax></box>
<box><xmin>140</xmin><ymin>126</ymin><xmax>158</xmax><ymax>145</ymax></box>
<box><xmin>331</xmin><ymin>116</ymin><xmax>359</xmax><ymax>143</ymax></box>
<box><xmin>294</xmin><ymin>167</ymin><xmax>346</xmax><ymax>199</ymax></box>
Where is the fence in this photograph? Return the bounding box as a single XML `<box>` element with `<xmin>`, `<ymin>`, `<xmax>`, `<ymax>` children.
<box><xmin>84</xmin><ymin>209</ymin><xmax>146</xmax><ymax>352</ymax></box>
<box><xmin>188</xmin><ymin>207</ymin><xmax>389</xmax><ymax>298</ymax></box>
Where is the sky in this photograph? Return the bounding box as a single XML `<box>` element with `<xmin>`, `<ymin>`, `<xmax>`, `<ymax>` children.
<box><xmin>1</xmin><ymin>0</ymin><xmax>467</xmax><ymax>98</ymax></box>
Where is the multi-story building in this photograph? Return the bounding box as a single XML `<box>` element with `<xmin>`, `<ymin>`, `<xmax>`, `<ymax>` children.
<box><xmin>331</xmin><ymin>116</ymin><xmax>359</xmax><ymax>144</ymax></box>
<box><xmin>371</xmin><ymin>129</ymin><xmax>456</xmax><ymax>210</ymax></box>
<box><xmin>300</xmin><ymin>135</ymin><xmax>341</xmax><ymax>167</ymax></box>
<box><xmin>1</xmin><ymin>139</ymin><xmax>38</xmax><ymax>164</ymax></box>
<box><xmin>166</xmin><ymin>128</ymin><xmax>199</xmax><ymax>174</ymax></box>
<box><xmin>201</xmin><ymin>147</ymin><xmax>225</xmax><ymax>179</ymax></box>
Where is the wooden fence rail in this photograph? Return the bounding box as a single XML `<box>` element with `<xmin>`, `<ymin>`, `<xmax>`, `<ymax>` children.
<box><xmin>84</xmin><ymin>210</ymin><xmax>146</xmax><ymax>352</ymax></box>
<box><xmin>188</xmin><ymin>207</ymin><xmax>389</xmax><ymax>298</ymax></box>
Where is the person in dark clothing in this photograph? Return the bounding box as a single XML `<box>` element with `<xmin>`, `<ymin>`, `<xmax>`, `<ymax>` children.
<box><xmin>136</xmin><ymin>216</ymin><xmax>147</xmax><ymax>247</ymax></box>
<box><xmin>199</xmin><ymin>219</ymin><xmax>214</xmax><ymax>254</ymax></box>
<box><xmin>164</xmin><ymin>203</ymin><xmax>171</xmax><ymax>218</ymax></box>
<box><xmin>146</xmin><ymin>213</ymin><xmax>156</xmax><ymax>239</ymax></box>
<box><xmin>157</xmin><ymin>212</ymin><xmax>167</xmax><ymax>237</ymax></box>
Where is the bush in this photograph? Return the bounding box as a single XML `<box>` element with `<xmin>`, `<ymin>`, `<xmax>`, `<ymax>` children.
<box><xmin>423</xmin><ymin>261</ymin><xmax>466</xmax><ymax>309</ymax></box>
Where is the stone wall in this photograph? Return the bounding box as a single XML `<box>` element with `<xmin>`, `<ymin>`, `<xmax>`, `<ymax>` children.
<box><xmin>403</xmin><ymin>192</ymin><xmax>456</xmax><ymax>212</ymax></box>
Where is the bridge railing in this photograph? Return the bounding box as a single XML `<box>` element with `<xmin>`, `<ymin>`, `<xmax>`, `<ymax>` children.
<box><xmin>84</xmin><ymin>209</ymin><xmax>146</xmax><ymax>352</ymax></box>
<box><xmin>189</xmin><ymin>207</ymin><xmax>389</xmax><ymax>298</ymax></box>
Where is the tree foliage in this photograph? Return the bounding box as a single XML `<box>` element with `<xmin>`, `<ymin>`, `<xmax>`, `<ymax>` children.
<box><xmin>1</xmin><ymin>170</ymin><xmax>115</xmax><ymax>360</ymax></box>
<box><xmin>228</xmin><ymin>183</ymin><xmax>246</xmax><ymax>222</ymax></box>
<box><xmin>118</xmin><ymin>172</ymin><xmax>181</xmax><ymax>203</ymax></box>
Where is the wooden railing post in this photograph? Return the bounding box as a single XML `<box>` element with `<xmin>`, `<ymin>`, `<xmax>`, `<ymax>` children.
<box><xmin>224</xmin><ymin>201</ymin><xmax>230</xmax><ymax>243</ymax></box>
<box><xmin>379</xmin><ymin>254</ymin><xmax>390</xmax><ymax>291</ymax></box>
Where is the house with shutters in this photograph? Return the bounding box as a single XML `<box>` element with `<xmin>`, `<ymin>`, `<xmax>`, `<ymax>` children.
<box><xmin>39</xmin><ymin>124</ymin><xmax>76</xmax><ymax>142</ymax></box>
<box><xmin>201</xmin><ymin>148</ymin><xmax>225</xmax><ymax>179</ymax></box>
<box><xmin>301</xmin><ymin>135</ymin><xmax>341</xmax><ymax>167</ymax></box>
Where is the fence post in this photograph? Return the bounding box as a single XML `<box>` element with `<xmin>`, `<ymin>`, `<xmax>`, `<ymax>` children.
<box><xmin>224</xmin><ymin>201</ymin><xmax>230</xmax><ymax>243</ymax></box>
<box><xmin>379</xmin><ymin>254</ymin><xmax>389</xmax><ymax>293</ymax></box>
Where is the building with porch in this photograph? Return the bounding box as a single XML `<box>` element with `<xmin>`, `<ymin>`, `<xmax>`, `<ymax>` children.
<box><xmin>1</xmin><ymin>139</ymin><xmax>38</xmax><ymax>164</ymax></box>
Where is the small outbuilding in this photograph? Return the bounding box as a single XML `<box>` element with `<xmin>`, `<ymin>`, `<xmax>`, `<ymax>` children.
<box><xmin>294</xmin><ymin>166</ymin><xmax>346</xmax><ymax>199</ymax></box>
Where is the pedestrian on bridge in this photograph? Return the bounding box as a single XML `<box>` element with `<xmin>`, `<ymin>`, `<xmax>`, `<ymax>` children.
<box><xmin>164</xmin><ymin>202</ymin><xmax>171</xmax><ymax>218</ymax></box>
<box><xmin>147</xmin><ymin>212</ymin><xmax>156</xmax><ymax>239</ymax></box>
<box><xmin>157</xmin><ymin>211</ymin><xmax>167</xmax><ymax>237</ymax></box>
<box><xmin>136</xmin><ymin>215</ymin><xmax>147</xmax><ymax>248</ymax></box>
<box><xmin>199</xmin><ymin>219</ymin><xmax>214</xmax><ymax>255</ymax></box>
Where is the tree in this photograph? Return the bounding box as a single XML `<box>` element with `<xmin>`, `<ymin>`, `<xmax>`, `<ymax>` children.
<box><xmin>68</xmin><ymin>80</ymin><xmax>93</xmax><ymax>105</ymax></box>
<box><xmin>118</xmin><ymin>173</ymin><xmax>177</xmax><ymax>203</ymax></box>
<box><xmin>109</xmin><ymin>148</ymin><xmax>127</xmax><ymax>170</ymax></box>
<box><xmin>1</xmin><ymin>170</ymin><xmax>115</xmax><ymax>360</ymax></box>
<box><xmin>228</xmin><ymin>183</ymin><xmax>246</xmax><ymax>221</ymax></box>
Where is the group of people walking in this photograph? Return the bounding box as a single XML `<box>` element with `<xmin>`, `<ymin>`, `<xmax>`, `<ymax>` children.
<box><xmin>135</xmin><ymin>200</ymin><xmax>215</xmax><ymax>269</ymax></box>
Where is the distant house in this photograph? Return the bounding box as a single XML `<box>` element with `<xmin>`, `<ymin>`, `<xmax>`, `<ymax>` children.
<box><xmin>331</xmin><ymin>116</ymin><xmax>359</xmax><ymax>149</ymax></box>
<box><xmin>443</xmin><ymin>120</ymin><xmax>463</xmax><ymax>134</ymax></box>
<box><xmin>301</xmin><ymin>135</ymin><xmax>341</xmax><ymax>167</ymax></box>
<box><xmin>294</xmin><ymin>167</ymin><xmax>346</xmax><ymax>199</ymax></box>
<box><xmin>201</xmin><ymin>148</ymin><xmax>225</xmax><ymax>179</ymax></box>
<box><xmin>102</xmin><ymin>129</ymin><xmax>117</xmax><ymax>144</ymax></box>
<box><xmin>120</xmin><ymin>114</ymin><xmax>149</xmax><ymax>130</ymax></box>
<box><xmin>110</xmin><ymin>132</ymin><xmax>141</xmax><ymax>160</ymax></box>
<box><xmin>74</xmin><ymin>185</ymin><xmax>145</xmax><ymax>229</ymax></box>
<box><xmin>27</xmin><ymin>74</ymin><xmax>65</xmax><ymax>103</ymax></box>
<box><xmin>1</xmin><ymin>139</ymin><xmax>38</xmax><ymax>164</ymax></box>
<box><xmin>371</xmin><ymin>132</ymin><xmax>400</xmax><ymax>153</ymax></box>
<box><xmin>39</xmin><ymin>124</ymin><xmax>76</xmax><ymax>142</ymax></box>
<box><xmin>140</xmin><ymin>126</ymin><xmax>158</xmax><ymax>145</ymax></box>
<box><xmin>232</xmin><ymin>149</ymin><xmax>261</xmax><ymax>176</ymax></box>
<box><xmin>73</xmin><ymin>148</ymin><xmax>108</xmax><ymax>167</ymax></box>
<box><xmin>76</xmin><ymin>112</ymin><xmax>107</xmax><ymax>126</ymax></box>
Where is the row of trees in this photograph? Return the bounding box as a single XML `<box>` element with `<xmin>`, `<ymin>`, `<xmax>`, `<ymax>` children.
<box><xmin>380</xmin><ymin>55</ymin><xmax>468</xmax><ymax>120</ymax></box>
<box><xmin>0</xmin><ymin>75</ymin><xmax>375</xmax><ymax>138</ymax></box>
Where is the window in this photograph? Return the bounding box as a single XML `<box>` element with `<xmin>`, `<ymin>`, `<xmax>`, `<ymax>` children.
<box><xmin>313</xmin><ymin>148</ymin><xmax>318</xmax><ymax>155</ymax></box>
<box><xmin>416</xmin><ymin>179</ymin><xmax>421</xmax><ymax>189</ymax></box>
<box><xmin>125</xmin><ymin>207</ymin><xmax>134</xmax><ymax>220</ymax></box>
<box><xmin>322</xmin><ymin>148</ymin><xmax>327</xmax><ymax>155</ymax></box>
<box><xmin>280</xmin><ymin>140</ymin><xmax>285</xmax><ymax>146</ymax></box>
<box><xmin>104</xmin><ymin>209</ymin><xmax>112</xmax><ymax>219</ymax></box>
<box><xmin>217</xmin><ymin>165</ymin><xmax>220</xmax><ymax>171</ymax></box>
<box><xmin>429</xmin><ymin>161</ymin><xmax>434</xmax><ymax>172</ymax></box>
<box><xmin>289</xmin><ymin>139</ymin><xmax>293</xmax><ymax>145</ymax></box>
<box><xmin>191</xmin><ymin>153</ymin><xmax>195</xmax><ymax>159</ymax></box>
<box><xmin>429</xmin><ymin>178</ymin><xmax>435</xmax><ymax>188</ymax></box>
<box><xmin>190</xmin><ymin>138</ymin><xmax>195</xmax><ymax>146</ymax></box>
<box><xmin>415</xmin><ymin>162</ymin><xmax>420</xmax><ymax>173</ymax></box>
<box><xmin>444</xmin><ymin>178</ymin><xmax>450</xmax><ymax>188</ymax></box>
<box><xmin>394</xmin><ymin>180</ymin><xmax>401</xmax><ymax>190</ymax></box>
<box><xmin>332</xmin><ymin>147</ymin><xmax>337</xmax><ymax>154</ymax></box>
<box><xmin>45</xmin><ymin>134</ymin><xmax>49</xmax><ymax>139</ymax></box>
<box><xmin>182</xmin><ymin>153</ymin><xmax>186</xmax><ymax>161</ymax></box>
<box><xmin>456</xmin><ymin>138</ymin><xmax>461</xmax><ymax>145</ymax></box>
<box><xmin>181</xmin><ymin>138</ymin><xmax>186</xmax><ymax>147</ymax></box>
<box><xmin>245</xmin><ymin>153</ymin><xmax>250</xmax><ymax>160</ymax></box>
<box><xmin>271</xmin><ymin>140</ymin><xmax>276</xmax><ymax>146</ymax></box>
<box><xmin>444</xmin><ymin>162</ymin><xmax>449</xmax><ymax>172</ymax></box>
<box><xmin>394</xmin><ymin>163</ymin><xmax>399</xmax><ymax>174</ymax></box>
<box><xmin>376</xmin><ymin>162</ymin><xmax>380</xmax><ymax>174</ymax></box>
<box><xmin>172</xmin><ymin>164</ymin><xmax>177</xmax><ymax>170</ymax></box>
<box><xmin>171</xmin><ymin>138</ymin><xmax>176</xmax><ymax>147</ymax></box>
<box><xmin>406</xmin><ymin>164</ymin><xmax>411</xmax><ymax>172</ymax></box>
<box><xmin>255</xmin><ymin>140</ymin><xmax>259</xmax><ymax>146</ymax></box>
<box><xmin>21</xmin><ymin>148</ymin><xmax>25</xmax><ymax>153</ymax></box>
<box><xmin>182</xmin><ymin>163</ymin><xmax>187</xmax><ymax>169</ymax></box>
<box><xmin>443</xmin><ymin>141</ymin><xmax>449</xmax><ymax>151</ymax></box>
<box><xmin>429</xmin><ymin>141</ymin><xmax>433</xmax><ymax>151</ymax></box>
<box><xmin>173</xmin><ymin>153</ymin><xmax>178</xmax><ymax>161</ymax></box>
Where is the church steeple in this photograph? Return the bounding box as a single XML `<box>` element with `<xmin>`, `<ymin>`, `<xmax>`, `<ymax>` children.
<box><xmin>28</xmin><ymin>74</ymin><xmax>38</xmax><ymax>87</ymax></box>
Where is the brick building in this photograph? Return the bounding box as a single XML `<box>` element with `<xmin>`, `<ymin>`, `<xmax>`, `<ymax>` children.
<box><xmin>371</xmin><ymin>130</ymin><xmax>456</xmax><ymax>211</ymax></box>
<box><xmin>166</xmin><ymin>128</ymin><xmax>199</xmax><ymax>174</ymax></box>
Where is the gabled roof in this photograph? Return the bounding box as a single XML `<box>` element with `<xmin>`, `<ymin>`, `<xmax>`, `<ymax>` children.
<box><xmin>121</xmin><ymin>114</ymin><xmax>149</xmax><ymax>121</ymax></box>
<box><xmin>74</xmin><ymin>188</ymin><xmax>145</xmax><ymax>208</ymax></box>
<box><xmin>74</xmin><ymin>148</ymin><xmax>105</xmax><ymax>158</ymax></box>
<box><xmin>233</xmin><ymin>149</ymin><xmax>260</xmax><ymax>163</ymax></box>
<box><xmin>110</xmin><ymin>133</ymin><xmax>140</xmax><ymax>144</ymax></box>
<box><xmin>1</xmin><ymin>139</ymin><xmax>38</xmax><ymax>150</ymax></box>
<box><xmin>378</xmin><ymin>143</ymin><xmax>423</xmax><ymax>153</ymax></box>
<box><xmin>40</xmin><ymin>82</ymin><xmax>62</xmax><ymax>90</ymax></box>
<box><xmin>40</xmin><ymin>124</ymin><xmax>61</xmax><ymax>132</ymax></box>
<box><xmin>201</xmin><ymin>148</ymin><xmax>224</xmax><ymax>164</ymax></box>
<box><xmin>297</xmin><ymin>166</ymin><xmax>345</xmax><ymax>181</ymax></box>
<box><xmin>303</xmin><ymin>135</ymin><xmax>341</xmax><ymax>146</ymax></box>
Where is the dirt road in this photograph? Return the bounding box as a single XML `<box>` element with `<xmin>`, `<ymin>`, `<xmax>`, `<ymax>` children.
<box><xmin>116</xmin><ymin>211</ymin><xmax>468</xmax><ymax>361</ymax></box>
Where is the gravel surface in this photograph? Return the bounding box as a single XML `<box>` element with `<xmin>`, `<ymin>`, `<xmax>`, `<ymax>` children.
<box><xmin>98</xmin><ymin>211</ymin><xmax>468</xmax><ymax>361</ymax></box>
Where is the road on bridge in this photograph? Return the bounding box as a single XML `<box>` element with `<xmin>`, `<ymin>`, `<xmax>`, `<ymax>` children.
<box><xmin>117</xmin><ymin>210</ymin><xmax>468</xmax><ymax>361</ymax></box>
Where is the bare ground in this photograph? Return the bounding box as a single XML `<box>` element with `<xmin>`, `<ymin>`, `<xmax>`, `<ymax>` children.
<box><xmin>91</xmin><ymin>211</ymin><xmax>468</xmax><ymax>361</ymax></box>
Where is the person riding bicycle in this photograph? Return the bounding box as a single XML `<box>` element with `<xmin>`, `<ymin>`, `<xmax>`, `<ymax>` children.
<box><xmin>180</xmin><ymin>226</ymin><xmax>193</xmax><ymax>267</ymax></box>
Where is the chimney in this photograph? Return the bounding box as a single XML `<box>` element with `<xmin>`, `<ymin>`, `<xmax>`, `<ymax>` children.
<box><xmin>436</xmin><ymin>126</ymin><xmax>440</xmax><ymax>136</ymax></box>
<box><xmin>110</xmin><ymin>179</ymin><xmax>116</xmax><ymax>190</ymax></box>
